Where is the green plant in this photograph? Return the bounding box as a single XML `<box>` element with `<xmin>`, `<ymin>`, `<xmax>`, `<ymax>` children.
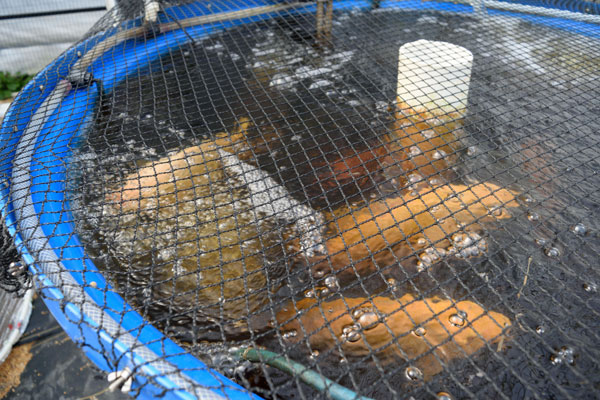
<box><xmin>0</xmin><ymin>72</ymin><xmax>33</xmax><ymax>100</ymax></box>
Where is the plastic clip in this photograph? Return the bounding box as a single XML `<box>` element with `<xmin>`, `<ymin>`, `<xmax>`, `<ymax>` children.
<box><xmin>67</xmin><ymin>71</ymin><xmax>95</xmax><ymax>89</ymax></box>
<box><xmin>107</xmin><ymin>367</ymin><xmax>133</xmax><ymax>393</ymax></box>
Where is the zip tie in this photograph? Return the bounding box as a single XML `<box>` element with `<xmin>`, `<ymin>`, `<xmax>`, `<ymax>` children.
<box><xmin>107</xmin><ymin>367</ymin><xmax>133</xmax><ymax>393</ymax></box>
<box><xmin>144</xmin><ymin>1</ymin><xmax>161</xmax><ymax>23</ymax></box>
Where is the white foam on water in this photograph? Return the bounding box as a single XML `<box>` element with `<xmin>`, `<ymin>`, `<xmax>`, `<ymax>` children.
<box><xmin>309</xmin><ymin>80</ymin><xmax>333</xmax><ymax>90</ymax></box>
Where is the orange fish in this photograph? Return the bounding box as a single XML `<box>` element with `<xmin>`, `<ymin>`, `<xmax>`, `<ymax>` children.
<box><xmin>105</xmin><ymin>118</ymin><xmax>262</xmax><ymax>210</ymax></box>
<box><xmin>277</xmin><ymin>294</ymin><xmax>511</xmax><ymax>379</ymax></box>
<box><xmin>310</xmin><ymin>182</ymin><xmax>519</xmax><ymax>277</ymax></box>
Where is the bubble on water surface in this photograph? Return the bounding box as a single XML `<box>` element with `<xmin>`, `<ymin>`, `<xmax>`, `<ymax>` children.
<box><xmin>449</xmin><ymin>313</ymin><xmax>466</xmax><ymax>327</ymax></box>
<box><xmin>544</xmin><ymin>247</ymin><xmax>560</xmax><ymax>258</ymax></box>
<box><xmin>358</xmin><ymin>311</ymin><xmax>379</xmax><ymax>330</ymax></box>
<box><xmin>324</xmin><ymin>276</ymin><xmax>339</xmax><ymax>290</ymax></box>
<box><xmin>571</xmin><ymin>223</ymin><xmax>587</xmax><ymax>236</ymax></box>
<box><xmin>409</xmin><ymin>173</ymin><xmax>423</xmax><ymax>183</ymax></box>
<box><xmin>535</xmin><ymin>326</ymin><xmax>545</xmax><ymax>334</ymax></box>
<box><xmin>305</xmin><ymin>287</ymin><xmax>330</xmax><ymax>298</ymax></box>
<box><xmin>433</xmin><ymin>150</ymin><xmax>447</xmax><ymax>160</ymax></box>
<box><xmin>413</xmin><ymin>326</ymin><xmax>426</xmax><ymax>337</ymax></box>
<box><xmin>405</xmin><ymin>366</ymin><xmax>423</xmax><ymax>381</ymax></box>
<box><xmin>550</xmin><ymin>346</ymin><xmax>575</xmax><ymax>366</ymax></box>
<box><xmin>527</xmin><ymin>212</ymin><xmax>540</xmax><ymax>221</ymax></box>
<box><xmin>437</xmin><ymin>392</ymin><xmax>453</xmax><ymax>400</ymax></box>
<box><xmin>282</xmin><ymin>330</ymin><xmax>298</xmax><ymax>340</ymax></box>
<box><xmin>342</xmin><ymin>324</ymin><xmax>362</xmax><ymax>343</ymax></box>
<box><xmin>582</xmin><ymin>282</ymin><xmax>597</xmax><ymax>293</ymax></box>
<box><xmin>409</xmin><ymin>146</ymin><xmax>422</xmax><ymax>157</ymax></box>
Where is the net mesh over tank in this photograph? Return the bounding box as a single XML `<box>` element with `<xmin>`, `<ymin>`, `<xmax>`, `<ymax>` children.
<box><xmin>1</xmin><ymin>1</ymin><xmax>600</xmax><ymax>399</ymax></box>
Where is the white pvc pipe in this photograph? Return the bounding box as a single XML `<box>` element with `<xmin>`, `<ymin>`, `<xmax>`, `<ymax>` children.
<box><xmin>397</xmin><ymin>40</ymin><xmax>473</xmax><ymax>114</ymax></box>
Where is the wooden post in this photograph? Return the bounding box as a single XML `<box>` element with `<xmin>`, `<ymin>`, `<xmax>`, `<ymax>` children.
<box><xmin>316</xmin><ymin>0</ymin><xmax>333</xmax><ymax>48</ymax></box>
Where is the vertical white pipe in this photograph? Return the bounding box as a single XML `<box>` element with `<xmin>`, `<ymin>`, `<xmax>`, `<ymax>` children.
<box><xmin>397</xmin><ymin>40</ymin><xmax>473</xmax><ymax>116</ymax></box>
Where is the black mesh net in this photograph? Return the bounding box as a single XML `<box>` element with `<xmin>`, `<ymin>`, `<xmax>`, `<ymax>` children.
<box><xmin>0</xmin><ymin>219</ymin><xmax>28</xmax><ymax>294</ymax></box>
<box><xmin>1</xmin><ymin>0</ymin><xmax>600</xmax><ymax>399</ymax></box>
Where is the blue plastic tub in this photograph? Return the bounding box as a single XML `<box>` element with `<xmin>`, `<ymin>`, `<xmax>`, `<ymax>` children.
<box><xmin>1</xmin><ymin>0</ymin><xmax>598</xmax><ymax>398</ymax></box>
